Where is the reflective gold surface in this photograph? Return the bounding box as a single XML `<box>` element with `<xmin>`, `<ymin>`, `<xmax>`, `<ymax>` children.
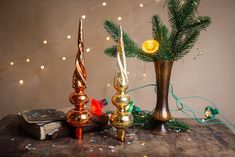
<box><xmin>110</xmin><ymin>26</ymin><xmax>133</xmax><ymax>141</ymax></box>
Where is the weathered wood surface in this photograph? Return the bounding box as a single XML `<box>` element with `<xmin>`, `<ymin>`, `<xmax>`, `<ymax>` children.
<box><xmin>0</xmin><ymin>115</ymin><xmax>235</xmax><ymax>157</ymax></box>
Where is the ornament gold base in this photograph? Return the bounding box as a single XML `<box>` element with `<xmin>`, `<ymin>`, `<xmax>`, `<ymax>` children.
<box><xmin>109</xmin><ymin>111</ymin><xmax>133</xmax><ymax>142</ymax></box>
<box><xmin>117</xmin><ymin>129</ymin><xmax>125</xmax><ymax>141</ymax></box>
<box><xmin>152</xmin><ymin>60</ymin><xmax>173</xmax><ymax>135</ymax></box>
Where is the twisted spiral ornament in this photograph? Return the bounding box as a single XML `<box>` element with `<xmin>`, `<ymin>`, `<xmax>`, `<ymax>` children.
<box><xmin>72</xmin><ymin>19</ymin><xmax>87</xmax><ymax>89</ymax></box>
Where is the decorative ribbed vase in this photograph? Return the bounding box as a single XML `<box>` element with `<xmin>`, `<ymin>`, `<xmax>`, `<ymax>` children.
<box><xmin>152</xmin><ymin>60</ymin><xmax>173</xmax><ymax>135</ymax></box>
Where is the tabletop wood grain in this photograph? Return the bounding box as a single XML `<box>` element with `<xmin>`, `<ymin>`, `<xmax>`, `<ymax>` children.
<box><xmin>0</xmin><ymin>115</ymin><xmax>234</xmax><ymax>157</ymax></box>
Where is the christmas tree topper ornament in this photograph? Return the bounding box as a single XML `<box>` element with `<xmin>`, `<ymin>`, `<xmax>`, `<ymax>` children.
<box><xmin>66</xmin><ymin>18</ymin><xmax>91</xmax><ymax>140</ymax></box>
<box><xmin>109</xmin><ymin>25</ymin><xmax>133</xmax><ymax>142</ymax></box>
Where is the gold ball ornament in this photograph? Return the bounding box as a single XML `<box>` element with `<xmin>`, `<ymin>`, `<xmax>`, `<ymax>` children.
<box><xmin>142</xmin><ymin>39</ymin><xmax>159</xmax><ymax>54</ymax></box>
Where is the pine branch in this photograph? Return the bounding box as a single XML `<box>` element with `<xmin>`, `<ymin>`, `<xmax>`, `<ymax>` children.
<box><xmin>156</xmin><ymin>27</ymin><xmax>173</xmax><ymax>60</ymax></box>
<box><xmin>167</xmin><ymin>0</ymin><xmax>211</xmax><ymax>61</ymax></box>
<box><xmin>136</xmin><ymin>50</ymin><xmax>156</xmax><ymax>62</ymax></box>
<box><xmin>182</xmin><ymin>16</ymin><xmax>211</xmax><ymax>34</ymax></box>
<box><xmin>169</xmin><ymin>31</ymin><xmax>180</xmax><ymax>59</ymax></box>
<box><xmin>176</xmin><ymin>31</ymin><xmax>200</xmax><ymax>60</ymax></box>
<box><xmin>104</xmin><ymin>20</ymin><xmax>155</xmax><ymax>62</ymax></box>
<box><xmin>104</xmin><ymin>20</ymin><xmax>139</xmax><ymax>57</ymax></box>
<box><xmin>173</xmin><ymin>16</ymin><xmax>211</xmax><ymax>61</ymax></box>
<box><xmin>181</xmin><ymin>0</ymin><xmax>200</xmax><ymax>23</ymax></box>
<box><xmin>152</xmin><ymin>15</ymin><xmax>163</xmax><ymax>42</ymax></box>
<box><xmin>152</xmin><ymin>15</ymin><xmax>173</xmax><ymax>60</ymax></box>
<box><xmin>168</xmin><ymin>0</ymin><xmax>181</xmax><ymax>30</ymax></box>
<box><xmin>104</xmin><ymin>20</ymin><xmax>119</xmax><ymax>42</ymax></box>
<box><xmin>168</xmin><ymin>0</ymin><xmax>183</xmax><ymax>59</ymax></box>
<box><xmin>104</xmin><ymin>46</ymin><xmax>117</xmax><ymax>57</ymax></box>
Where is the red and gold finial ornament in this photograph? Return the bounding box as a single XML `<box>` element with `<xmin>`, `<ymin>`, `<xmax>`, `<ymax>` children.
<box><xmin>142</xmin><ymin>39</ymin><xmax>159</xmax><ymax>54</ymax></box>
<box><xmin>66</xmin><ymin>18</ymin><xmax>91</xmax><ymax>140</ymax></box>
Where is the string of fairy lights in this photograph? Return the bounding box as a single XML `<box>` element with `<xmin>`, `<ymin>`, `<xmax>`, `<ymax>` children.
<box><xmin>0</xmin><ymin>0</ymin><xmax>201</xmax><ymax>87</ymax></box>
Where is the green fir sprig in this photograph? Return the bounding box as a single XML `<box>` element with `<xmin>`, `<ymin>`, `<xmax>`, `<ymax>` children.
<box><xmin>104</xmin><ymin>20</ymin><xmax>155</xmax><ymax>62</ymax></box>
<box><xmin>104</xmin><ymin>0</ymin><xmax>211</xmax><ymax>62</ymax></box>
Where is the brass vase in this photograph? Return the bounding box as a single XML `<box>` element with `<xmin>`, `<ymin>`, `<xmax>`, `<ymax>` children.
<box><xmin>152</xmin><ymin>60</ymin><xmax>173</xmax><ymax>135</ymax></box>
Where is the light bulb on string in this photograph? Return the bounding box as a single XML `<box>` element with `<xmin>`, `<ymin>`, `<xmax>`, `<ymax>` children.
<box><xmin>82</xmin><ymin>15</ymin><xmax>86</xmax><ymax>19</ymax></box>
<box><xmin>139</xmin><ymin>3</ymin><xmax>144</xmax><ymax>7</ymax></box>
<box><xmin>26</xmin><ymin>58</ymin><xmax>30</xmax><ymax>63</ymax></box>
<box><xmin>40</xmin><ymin>65</ymin><xmax>45</xmax><ymax>70</ymax></box>
<box><xmin>194</xmin><ymin>42</ymin><xmax>203</xmax><ymax>60</ymax></box>
<box><xmin>204</xmin><ymin>106</ymin><xmax>219</xmax><ymax>119</ymax></box>
<box><xmin>193</xmin><ymin>1</ymin><xmax>198</xmax><ymax>5</ymax></box>
<box><xmin>62</xmin><ymin>57</ymin><xmax>66</xmax><ymax>61</ymax></box>
<box><xmin>19</xmin><ymin>80</ymin><xmax>24</xmax><ymax>85</ymax></box>
<box><xmin>106</xmin><ymin>36</ymin><xmax>110</xmax><ymax>41</ymax></box>
<box><xmin>10</xmin><ymin>62</ymin><xmax>14</xmax><ymax>66</ymax></box>
<box><xmin>107</xmin><ymin>83</ymin><xmax>111</xmax><ymax>87</ymax></box>
<box><xmin>117</xmin><ymin>16</ymin><xmax>122</xmax><ymax>21</ymax></box>
<box><xmin>142</xmin><ymin>63</ymin><xmax>147</xmax><ymax>77</ymax></box>
<box><xmin>43</xmin><ymin>40</ymin><xmax>48</xmax><ymax>44</ymax></box>
<box><xmin>193</xmin><ymin>51</ymin><xmax>203</xmax><ymax>60</ymax></box>
<box><xmin>102</xmin><ymin>2</ymin><xmax>107</xmax><ymax>6</ymax></box>
<box><xmin>67</xmin><ymin>35</ymin><xmax>71</xmax><ymax>39</ymax></box>
<box><xmin>86</xmin><ymin>48</ymin><xmax>90</xmax><ymax>52</ymax></box>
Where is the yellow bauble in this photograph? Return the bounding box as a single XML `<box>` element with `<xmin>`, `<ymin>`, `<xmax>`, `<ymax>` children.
<box><xmin>142</xmin><ymin>39</ymin><xmax>159</xmax><ymax>54</ymax></box>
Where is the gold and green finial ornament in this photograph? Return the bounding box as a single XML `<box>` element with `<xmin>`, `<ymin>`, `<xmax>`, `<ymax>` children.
<box><xmin>109</xmin><ymin>25</ymin><xmax>133</xmax><ymax>141</ymax></box>
<box><xmin>104</xmin><ymin>0</ymin><xmax>211</xmax><ymax>135</ymax></box>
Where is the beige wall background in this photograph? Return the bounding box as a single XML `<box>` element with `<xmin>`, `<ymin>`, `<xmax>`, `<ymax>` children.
<box><xmin>0</xmin><ymin>0</ymin><xmax>234</xmax><ymax>131</ymax></box>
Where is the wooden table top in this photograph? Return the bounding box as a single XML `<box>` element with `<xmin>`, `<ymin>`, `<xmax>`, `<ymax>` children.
<box><xmin>0</xmin><ymin>115</ymin><xmax>235</xmax><ymax>157</ymax></box>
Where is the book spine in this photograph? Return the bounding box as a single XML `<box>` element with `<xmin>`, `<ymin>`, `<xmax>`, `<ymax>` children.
<box><xmin>18</xmin><ymin>114</ymin><xmax>44</xmax><ymax>140</ymax></box>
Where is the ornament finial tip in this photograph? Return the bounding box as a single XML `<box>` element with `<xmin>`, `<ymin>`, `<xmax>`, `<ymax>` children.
<box><xmin>118</xmin><ymin>25</ymin><xmax>123</xmax><ymax>38</ymax></box>
<box><xmin>78</xmin><ymin>18</ymin><xmax>83</xmax><ymax>45</ymax></box>
<box><xmin>79</xmin><ymin>18</ymin><xmax>83</xmax><ymax>28</ymax></box>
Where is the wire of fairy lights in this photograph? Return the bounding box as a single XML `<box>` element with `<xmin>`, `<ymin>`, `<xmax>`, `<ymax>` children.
<box><xmin>124</xmin><ymin>83</ymin><xmax>235</xmax><ymax>130</ymax></box>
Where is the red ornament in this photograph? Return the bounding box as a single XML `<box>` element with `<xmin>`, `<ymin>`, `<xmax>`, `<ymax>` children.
<box><xmin>90</xmin><ymin>99</ymin><xmax>108</xmax><ymax>116</ymax></box>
